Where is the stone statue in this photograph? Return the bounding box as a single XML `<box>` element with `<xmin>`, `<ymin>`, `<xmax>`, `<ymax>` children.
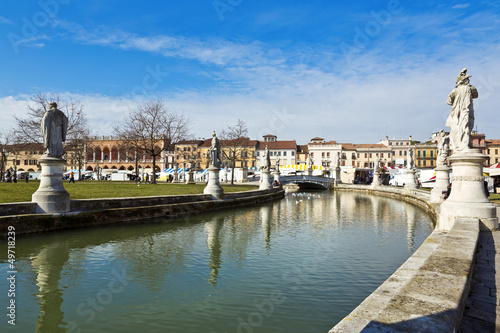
<box><xmin>437</xmin><ymin>130</ymin><xmax>450</xmax><ymax>167</ymax></box>
<box><xmin>209</xmin><ymin>131</ymin><xmax>221</xmax><ymax>167</ymax></box>
<box><xmin>446</xmin><ymin>68</ymin><xmax>478</xmax><ymax>152</ymax></box>
<box><xmin>407</xmin><ymin>148</ymin><xmax>414</xmax><ymax>170</ymax></box>
<box><xmin>275</xmin><ymin>156</ymin><xmax>280</xmax><ymax>170</ymax></box>
<box><xmin>41</xmin><ymin>102</ymin><xmax>68</xmax><ymax>158</ymax></box>
<box><xmin>308</xmin><ymin>154</ymin><xmax>313</xmax><ymax>168</ymax></box>
<box><xmin>262</xmin><ymin>145</ymin><xmax>271</xmax><ymax>170</ymax></box>
<box><xmin>333</xmin><ymin>152</ymin><xmax>340</xmax><ymax>168</ymax></box>
<box><xmin>373</xmin><ymin>155</ymin><xmax>380</xmax><ymax>171</ymax></box>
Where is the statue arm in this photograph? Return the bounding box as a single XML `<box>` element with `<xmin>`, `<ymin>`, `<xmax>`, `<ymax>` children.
<box><xmin>470</xmin><ymin>85</ymin><xmax>478</xmax><ymax>99</ymax></box>
<box><xmin>446</xmin><ymin>90</ymin><xmax>456</xmax><ymax>106</ymax></box>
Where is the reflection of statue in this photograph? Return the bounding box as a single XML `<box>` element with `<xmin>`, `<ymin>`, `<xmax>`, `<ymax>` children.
<box><xmin>262</xmin><ymin>145</ymin><xmax>271</xmax><ymax>170</ymax></box>
<box><xmin>446</xmin><ymin>68</ymin><xmax>478</xmax><ymax>152</ymax></box>
<box><xmin>407</xmin><ymin>149</ymin><xmax>414</xmax><ymax>170</ymax></box>
<box><xmin>437</xmin><ymin>130</ymin><xmax>450</xmax><ymax>167</ymax></box>
<box><xmin>209</xmin><ymin>131</ymin><xmax>221</xmax><ymax>167</ymax></box>
<box><xmin>41</xmin><ymin>102</ymin><xmax>68</xmax><ymax>158</ymax></box>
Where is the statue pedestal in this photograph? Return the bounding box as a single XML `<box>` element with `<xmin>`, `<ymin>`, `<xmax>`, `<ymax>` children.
<box><xmin>185</xmin><ymin>170</ymin><xmax>195</xmax><ymax>184</ymax></box>
<box><xmin>32</xmin><ymin>157</ymin><xmax>70</xmax><ymax>213</ymax></box>
<box><xmin>429</xmin><ymin>165</ymin><xmax>451</xmax><ymax>204</ymax></box>
<box><xmin>204</xmin><ymin>165</ymin><xmax>224</xmax><ymax>200</ymax></box>
<box><xmin>335</xmin><ymin>167</ymin><xmax>342</xmax><ymax>185</ymax></box>
<box><xmin>371</xmin><ymin>171</ymin><xmax>380</xmax><ymax>188</ymax></box>
<box><xmin>273</xmin><ymin>170</ymin><xmax>280</xmax><ymax>183</ymax></box>
<box><xmin>439</xmin><ymin>150</ymin><xmax>498</xmax><ymax>231</ymax></box>
<box><xmin>259</xmin><ymin>170</ymin><xmax>272</xmax><ymax>190</ymax></box>
<box><xmin>404</xmin><ymin>169</ymin><xmax>417</xmax><ymax>190</ymax></box>
<box><xmin>172</xmin><ymin>170</ymin><xmax>180</xmax><ymax>183</ymax></box>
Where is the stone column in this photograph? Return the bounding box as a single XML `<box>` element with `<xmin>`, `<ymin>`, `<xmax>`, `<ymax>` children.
<box><xmin>404</xmin><ymin>169</ymin><xmax>417</xmax><ymax>190</ymax></box>
<box><xmin>371</xmin><ymin>171</ymin><xmax>380</xmax><ymax>188</ymax></box>
<box><xmin>260</xmin><ymin>170</ymin><xmax>272</xmax><ymax>190</ymax></box>
<box><xmin>32</xmin><ymin>157</ymin><xmax>70</xmax><ymax>213</ymax></box>
<box><xmin>335</xmin><ymin>167</ymin><xmax>342</xmax><ymax>184</ymax></box>
<box><xmin>439</xmin><ymin>150</ymin><xmax>498</xmax><ymax>231</ymax></box>
<box><xmin>204</xmin><ymin>164</ymin><xmax>224</xmax><ymax>200</ymax></box>
<box><xmin>429</xmin><ymin>165</ymin><xmax>451</xmax><ymax>203</ymax></box>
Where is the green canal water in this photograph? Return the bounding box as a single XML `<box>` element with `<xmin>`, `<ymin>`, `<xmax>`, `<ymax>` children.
<box><xmin>1</xmin><ymin>191</ymin><xmax>433</xmax><ymax>332</ymax></box>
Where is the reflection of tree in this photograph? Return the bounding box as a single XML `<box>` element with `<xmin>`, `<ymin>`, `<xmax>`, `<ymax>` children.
<box><xmin>113</xmin><ymin>227</ymin><xmax>197</xmax><ymax>290</ymax></box>
<box><xmin>30</xmin><ymin>243</ymin><xmax>71</xmax><ymax>333</ymax></box>
<box><xmin>205</xmin><ymin>217</ymin><xmax>224</xmax><ymax>286</ymax></box>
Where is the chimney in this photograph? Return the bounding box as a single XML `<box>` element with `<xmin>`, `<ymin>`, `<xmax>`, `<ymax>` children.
<box><xmin>409</xmin><ymin>135</ymin><xmax>412</xmax><ymax>141</ymax></box>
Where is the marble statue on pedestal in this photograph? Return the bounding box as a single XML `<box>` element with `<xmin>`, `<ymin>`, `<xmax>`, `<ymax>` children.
<box><xmin>407</xmin><ymin>149</ymin><xmax>414</xmax><ymax>170</ymax></box>
<box><xmin>41</xmin><ymin>102</ymin><xmax>68</xmax><ymax>158</ymax></box>
<box><xmin>373</xmin><ymin>155</ymin><xmax>380</xmax><ymax>172</ymax></box>
<box><xmin>436</xmin><ymin>130</ymin><xmax>450</xmax><ymax>167</ymax></box>
<box><xmin>333</xmin><ymin>152</ymin><xmax>340</xmax><ymax>168</ymax></box>
<box><xmin>209</xmin><ymin>131</ymin><xmax>222</xmax><ymax>167</ymax></box>
<box><xmin>262</xmin><ymin>145</ymin><xmax>271</xmax><ymax>170</ymax></box>
<box><xmin>446</xmin><ymin>68</ymin><xmax>478</xmax><ymax>152</ymax></box>
<box><xmin>275</xmin><ymin>156</ymin><xmax>280</xmax><ymax>170</ymax></box>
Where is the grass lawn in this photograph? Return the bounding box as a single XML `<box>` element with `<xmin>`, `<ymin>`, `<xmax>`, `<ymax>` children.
<box><xmin>0</xmin><ymin>180</ymin><xmax>258</xmax><ymax>203</ymax></box>
<box><xmin>490</xmin><ymin>193</ymin><xmax>500</xmax><ymax>205</ymax></box>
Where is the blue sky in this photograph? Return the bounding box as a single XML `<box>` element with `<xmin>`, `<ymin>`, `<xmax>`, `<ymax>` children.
<box><xmin>1</xmin><ymin>0</ymin><xmax>499</xmax><ymax>144</ymax></box>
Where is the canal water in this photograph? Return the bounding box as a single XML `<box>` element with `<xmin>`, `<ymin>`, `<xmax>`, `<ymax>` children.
<box><xmin>1</xmin><ymin>191</ymin><xmax>433</xmax><ymax>333</ymax></box>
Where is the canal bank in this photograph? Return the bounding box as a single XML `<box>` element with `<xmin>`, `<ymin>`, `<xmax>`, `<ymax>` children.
<box><xmin>0</xmin><ymin>188</ymin><xmax>284</xmax><ymax>236</ymax></box>
<box><xmin>330</xmin><ymin>184</ymin><xmax>485</xmax><ymax>333</ymax></box>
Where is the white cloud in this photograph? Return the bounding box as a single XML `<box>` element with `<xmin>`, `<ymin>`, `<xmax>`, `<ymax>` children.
<box><xmin>0</xmin><ymin>16</ymin><xmax>13</xmax><ymax>24</ymax></box>
<box><xmin>452</xmin><ymin>4</ymin><xmax>470</xmax><ymax>9</ymax></box>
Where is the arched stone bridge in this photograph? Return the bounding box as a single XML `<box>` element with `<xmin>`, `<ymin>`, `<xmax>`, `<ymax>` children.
<box><xmin>280</xmin><ymin>174</ymin><xmax>334</xmax><ymax>189</ymax></box>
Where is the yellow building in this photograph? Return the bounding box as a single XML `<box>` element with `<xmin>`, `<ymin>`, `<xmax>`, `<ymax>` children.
<box><xmin>415</xmin><ymin>143</ymin><xmax>438</xmax><ymax>169</ymax></box>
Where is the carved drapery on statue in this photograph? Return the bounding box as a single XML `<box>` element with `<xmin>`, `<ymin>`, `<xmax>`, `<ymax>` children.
<box><xmin>446</xmin><ymin>68</ymin><xmax>478</xmax><ymax>152</ymax></box>
<box><xmin>41</xmin><ymin>102</ymin><xmax>68</xmax><ymax>158</ymax></box>
<box><xmin>407</xmin><ymin>149</ymin><xmax>414</xmax><ymax>170</ymax></box>
<box><xmin>209</xmin><ymin>131</ymin><xmax>222</xmax><ymax>168</ymax></box>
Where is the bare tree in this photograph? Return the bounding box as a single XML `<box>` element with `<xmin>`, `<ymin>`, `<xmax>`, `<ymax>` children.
<box><xmin>114</xmin><ymin>99</ymin><xmax>190</xmax><ymax>184</ymax></box>
<box><xmin>221</xmin><ymin>119</ymin><xmax>250</xmax><ymax>185</ymax></box>
<box><xmin>13</xmin><ymin>93</ymin><xmax>91</xmax><ymax>179</ymax></box>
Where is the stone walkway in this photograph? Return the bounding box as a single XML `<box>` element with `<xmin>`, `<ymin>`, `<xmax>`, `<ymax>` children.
<box><xmin>460</xmin><ymin>230</ymin><xmax>500</xmax><ymax>332</ymax></box>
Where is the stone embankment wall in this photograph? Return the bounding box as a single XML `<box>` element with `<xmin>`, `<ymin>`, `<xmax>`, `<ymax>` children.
<box><xmin>330</xmin><ymin>184</ymin><xmax>479</xmax><ymax>333</ymax></box>
<box><xmin>0</xmin><ymin>189</ymin><xmax>284</xmax><ymax>236</ymax></box>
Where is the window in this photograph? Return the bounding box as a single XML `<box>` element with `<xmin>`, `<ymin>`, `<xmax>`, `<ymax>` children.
<box><xmin>399</xmin><ymin>151</ymin><xmax>402</xmax><ymax>156</ymax></box>
<box><xmin>430</xmin><ymin>160</ymin><xmax>434</xmax><ymax>167</ymax></box>
<box><xmin>283</xmin><ymin>151</ymin><xmax>287</xmax><ymax>156</ymax></box>
<box><xmin>369</xmin><ymin>153</ymin><xmax>372</xmax><ymax>158</ymax></box>
<box><xmin>311</xmin><ymin>153</ymin><xmax>314</xmax><ymax>157</ymax></box>
<box><xmin>404</xmin><ymin>151</ymin><xmax>407</xmax><ymax>156</ymax></box>
<box><xmin>257</xmin><ymin>152</ymin><xmax>260</xmax><ymax>157</ymax></box>
<box><xmin>327</xmin><ymin>152</ymin><xmax>330</xmax><ymax>157</ymax></box>
<box><xmin>381</xmin><ymin>153</ymin><xmax>384</xmax><ymax>158</ymax></box>
<box><xmin>364</xmin><ymin>162</ymin><xmax>368</xmax><ymax>167</ymax></box>
<box><xmin>418</xmin><ymin>150</ymin><xmax>421</xmax><ymax>158</ymax></box>
<box><xmin>423</xmin><ymin>160</ymin><xmax>427</xmax><ymax>166</ymax></box>
<box><xmin>496</xmin><ymin>149</ymin><xmax>498</xmax><ymax>154</ymax></box>
<box><xmin>322</xmin><ymin>152</ymin><xmax>325</xmax><ymax>157</ymax></box>
<box><xmin>396</xmin><ymin>142</ymin><xmax>399</xmax><ymax>146</ymax></box>
<box><xmin>430</xmin><ymin>150</ymin><xmax>434</xmax><ymax>158</ymax></box>
<box><xmin>278</xmin><ymin>152</ymin><xmax>281</xmax><ymax>156</ymax></box>
<box><xmin>357</xmin><ymin>153</ymin><xmax>360</xmax><ymax>158</ymax></box>
<box><xmin>24</xmin><ymin>160</ymin><xmax>28</xmax><ymax>165</ymax></box>
<box><xmin>365</xmin><ymin>153</ymin><xmax>367</xmax><ymax>158</ymax></box>
<box><xmin>291</xmin><ymin>152</ymin><xmax>295</xmax><ymax>156</ymax></box>
<box><xmin>423</xmin><ymin>151</ymin><xmax>426</xmax><ymax>158</ymax></box>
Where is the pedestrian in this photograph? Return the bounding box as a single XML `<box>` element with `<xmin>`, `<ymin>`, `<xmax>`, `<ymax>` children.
<box><xmin>25</xmin><ymin>174</ymin><xmax>29</xmax><ymax>183</ymax></box>
<box><xmin>484</xmin><ymin>180</ymin><xmax>490</xmax><ymax>197</ymax></box>
<box><xmin>444</xmin><ymin>183</ymin><xmax>452</xmax><ymax>199</ymax></box>
<box><xmin>69</xmin><ymin>171</ymin><xmax>75</xmax><ymax>183</ymax></box>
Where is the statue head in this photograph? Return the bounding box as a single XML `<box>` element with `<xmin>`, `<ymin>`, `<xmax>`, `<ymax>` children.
<box><xmin>49</xmin><ymin>102</ymin><xmax>57</xmax><ymax>109</ymax></box>
<box><xmin>212</xmin><ymin>130</ymin><xmax>216</xmax><ymax>138</ymax></box>
<box><xmin>456</xmin><ymin>68</ymin><xmax>471</xmax><ymax>86</ymax></box>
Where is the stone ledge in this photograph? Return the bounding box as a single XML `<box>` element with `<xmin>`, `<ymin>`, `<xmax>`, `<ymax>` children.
<box><xmin>330</xmin><ymin>217</ymin><xmax>479</xmax><ymax>333</ymax></box>
<box><xmin>0</xmin><ymin>189</ymin><xmax>284</xmax><ymax>236</ymax></box>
